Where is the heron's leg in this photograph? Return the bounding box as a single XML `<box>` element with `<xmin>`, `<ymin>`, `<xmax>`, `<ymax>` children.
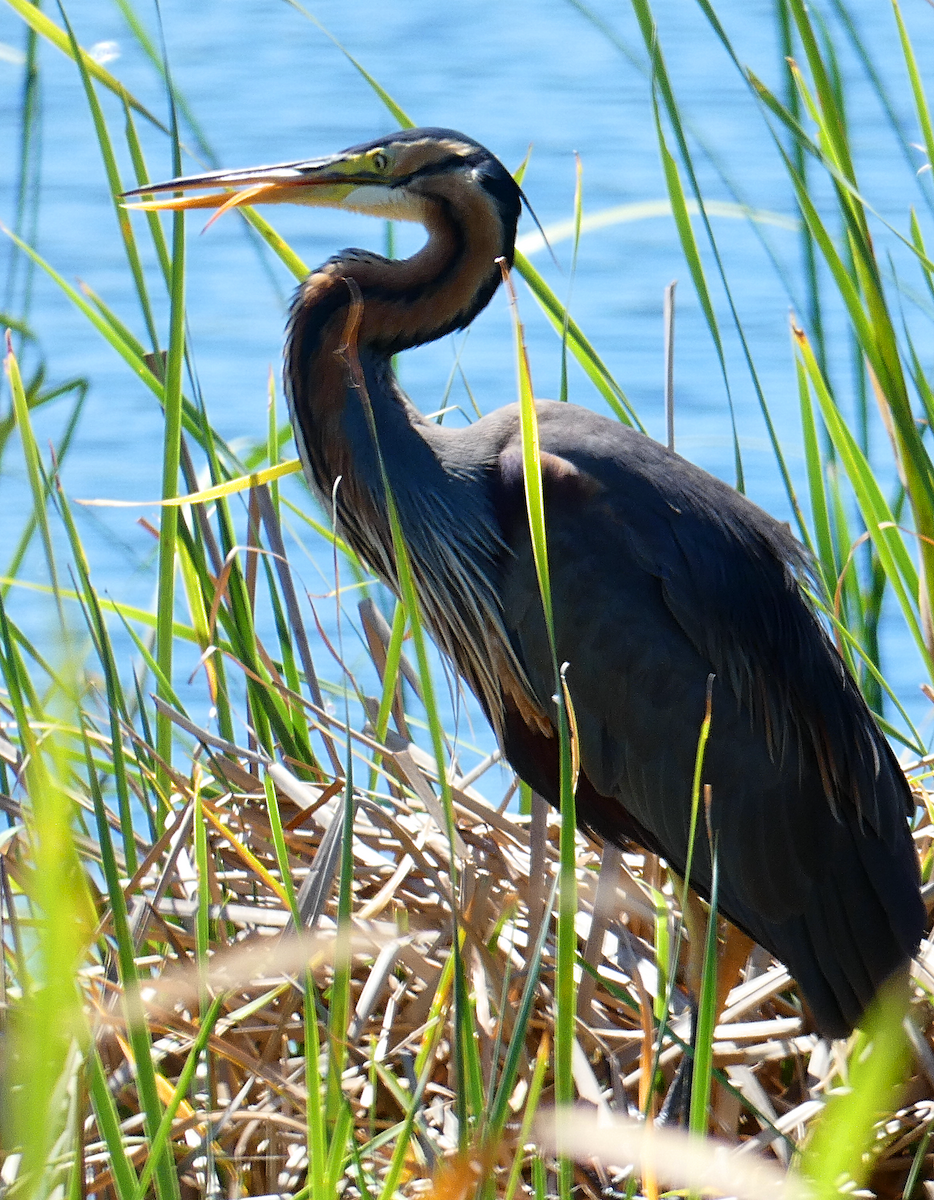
<box><xmin>656</xmin><ymin>1002</ymin><xmax>696</xmax><ymax>1127</ymax></box>
<box><xmin>653</xmin><ymin>885</ymin><xmax>704</xmax><ymax>1127</ymax></box>
<box><xmin>664</xmin><ymin>892</ymin><xmax>754</xmax><ymax>1129</ymax></box>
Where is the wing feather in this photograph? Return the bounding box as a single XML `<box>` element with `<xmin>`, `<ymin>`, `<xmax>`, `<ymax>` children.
<box><xmin>492</xmin><ymin>401</ymin><xmax>923</xmax><ymax>1036</ymax></box>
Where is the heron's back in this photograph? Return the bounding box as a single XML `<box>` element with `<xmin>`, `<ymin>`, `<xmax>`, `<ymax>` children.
<box><xmin>484</xmin><ymin>402</ymin><xmax>923</xmax><ymax>1037</ymax></box>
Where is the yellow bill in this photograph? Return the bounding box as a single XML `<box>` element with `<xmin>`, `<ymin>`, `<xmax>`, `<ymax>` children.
<box><xmin>121</xmin><ymin>144</ymin><xmax>424</xmax><ymax>224</ymax></box>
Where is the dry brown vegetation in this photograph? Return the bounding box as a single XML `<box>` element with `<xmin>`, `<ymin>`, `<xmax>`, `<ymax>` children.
<box><xmin>4</xmin><ymin>653</ymin><xmax>933</xmax><ymax>1196</ymax></box>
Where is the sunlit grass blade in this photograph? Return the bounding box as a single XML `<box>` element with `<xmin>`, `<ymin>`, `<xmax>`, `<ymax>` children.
<box><xmin>55</xmin><ymin>480</ymin><xmax>142</xmax><ymax>873</ymax></box>
<box><xmin>6</xmin><ymin>172</ymin><xmax>257</xmax><ymax>476</ymax></box>
<box><xmin>785</xmin><ymin>0</ymin><xmax>861</xmax><ymax>207</ymax></box>
<box><xmin>902</xmin><ymin>1121</ymin><xmax>933</xmax><ymax>1200</ymax></box>
<box><xmin>239</xmin><ymin>204</ymin><xmax>310</xmax><ymax>281</ymax></box>
<box><xmin>77</xmin><ymin>279</ymin><xmax>150</xmax><ymax>358</ymax></box>
<box><xmin>774</xmin><ymin>0</ymin><xmax>831</xmax><ymax>377</ymax></box>
<box><xmin>5</xmin><ymin>334</ymin><xmax>62</xmax><ymax>606</ymax></box>
<box><xmin>283</xmin><ymin>1</ymin><xmax>415</xmax><ymax>129</ymax></box>
<box><xmin>6</xmin><ymin>0</ymin><xmax>167</xmax><ymax>130</ymax></box>
<box><xmin>514</xmin><ymin>249</ymin><xmax>639</xmax><ymax>427</ymax></box>
<box><xmin>502</xmin><ymin>1034</ymin><xmax>551</xmax><ymax>1200</ymax></box>
<box><xmin>793</xmin><ymin>341</ymin><xmax>830</xmax><ymax>578</ymax></box>
<box><xmin>367</xmin><ymin>600</ymin><xmax>409</xmax><ymax>784</ymax></box>
<box><xmin>895</xmin><ymin>0</ymin><xmax>934</xmax><ymax>200</ymax></box>
<box><xmin>153</xmin><ymin>46</ymin><xmax>187</xmax><ymax>797</ymax></box>
<box><xmin>80</xmin><ymin>729</ymin><xmax>180</xmax><ymax>1200</ymax></box>
<box><xmin>76</xmin><ymin>459</ymin><xmax>301</xmax><ymax>509</ymax></box>
<box><xmin>87</xmin><ymin>1044</ymin><xmax>141</xmax><ymax>1199</ymax></box>
<box><xmin>0</xmin><ymin>575</ymin><xmax>200</xmax><ymax>645</ymax></box>
<box><xmin>1</xmin><ymin>223</ymin><xmax>164</xmax><ymax>393</ymax></box>
<box><xmin>688</xmin><ymin>831</ymin><xmax>718</xmax><ymax>1139</ymax></box>
<box><xmin>0</xmin><ymin>640</ymin><xmax>94</xmax><ymax>1196</ymax></box>
<box><xmin>631</xmin><ymin>0</ymin><xmax>744</xmax><ymax>489</ymax></box>
<box><xmin>131</xmin><ymin>993</ymin><xmax>226</xmax><ymax>1200</ymax></box>
<box><xmin>323</xmin><ymin>740</ymin><xmax>357</xmax><ymax>1146</ymax></box>
<box><xmin>302</xmin><ymin>969</ymin><xmax>328</xmax><ymax>1200</ymax></box>
<box><xmin>748</xmin><ymin>34</ymin><xmax>934</xmax><ymax>646</ymax></box>
<box><xmin>793</xmin><ymin>315</ymin><xmax>877</xmax><ymax>691</ymax></box>
<box><xmin>486</xmin><ymin>874</ymin><xmax>559</xmax><ymax>1143</ymax></box>
<box><xmin>111</xmin><ymin>0</ymin><xmax>219</xmax><ymax>168</ymax></box>
<box><xmin>801</xmin><ymin>984</ymin><xmax>910</xmax><ymax>1197</ymax></box>
<box><xmin>793</xmin><ymin>322</ymin><xmax>933</xmax><ymax>676</ymax></box>
<box><xmin>58</xmin><ymin>2</ymin><xmax>161</xmax><ymax>352</ymax></box>
<box><xmin>637</xmin><ymin>0</ymin><xmax>832</xmax><ymax>533</ymax></box>
<box><xmin>123</xmin><ymin>101</ymin><xmax>173</xmax><ymax>284</ymax></box>
<box><xmin>827</xmin><ymin>0</ymin><xmax>924</xmax><ymax>184</ymax></box>
<box><xmin>3</xmin><ymin>443</ymin><xmax>83</xmax><ymax>611</ymax></box>
<box><xmin>501</xmin><ymin>261</ymin><xmax>578</xmax><ymax>1199</ymax></box>
<box><xmin>377</xmin><ymin>950</ymin><xmax>456</xmax><ymax>1200</ymax></box>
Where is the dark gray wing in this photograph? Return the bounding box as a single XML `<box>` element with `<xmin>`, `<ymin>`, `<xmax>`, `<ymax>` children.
<box><xmin>492</xmin><ymin>402</ymin><xmax>923</xmax><ymax>1036</ymax></box>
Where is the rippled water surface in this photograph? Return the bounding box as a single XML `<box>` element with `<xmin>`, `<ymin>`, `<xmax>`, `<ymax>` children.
<box><xmin>2</xmin><ymin>0</ymin><xmax>933</xmax><ymax>747</ymax></box>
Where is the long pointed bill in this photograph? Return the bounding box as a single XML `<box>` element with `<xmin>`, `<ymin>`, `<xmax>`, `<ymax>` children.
<box><xmin>121</xmin><ymin>151</ymin><xmax>419</xmax><ymax>225</ymax></box>
<box><xmin>122</xmin><ymin>159</ymin><xmax>359</xmax><ymax>215</ymax></box>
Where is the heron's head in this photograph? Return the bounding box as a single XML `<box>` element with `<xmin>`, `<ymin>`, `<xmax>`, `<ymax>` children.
<box><xmin>123</xmin><ymin>127</ymin><xmax>523</xmax><ymax>263</ymax></box>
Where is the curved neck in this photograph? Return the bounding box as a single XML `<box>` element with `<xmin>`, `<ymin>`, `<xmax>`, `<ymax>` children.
<box><xmin>285</xmin><ymin>280</ymin><xmax>438</xmax><ymax>535</ymax></box>
<box><xmin>284</xmin><ymin>188</ymin><xmax>510</xmax><ymax>508</ymax></box>
<box><xmin>284</xmin><ymin>190</ymin><xmax>526</xmax><ymax>735</ymax></box>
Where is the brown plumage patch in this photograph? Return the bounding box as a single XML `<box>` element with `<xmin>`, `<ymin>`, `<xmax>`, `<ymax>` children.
<box><xmin>488</xmin><ymin>627</ymin><xmax>553</xmax><ymax>739</ymax></box>
<box><xmin>286</xmin><ymin>267</ymin><xmax>380</xmax><ymax>520</ymax></box>
<box><xmin>350</xmin><ymin>172</ymin><xmax>505</xmax><ymax>346</ymax></box>
<box><xmin>496</xmin><ymin>446</ymin><xmax>605</xmax><ymax>541</ymax></box>
<box><xmin>539</xmin><ymin>451</ymin><xmax>605</xmax><ymax>501</ymax></box>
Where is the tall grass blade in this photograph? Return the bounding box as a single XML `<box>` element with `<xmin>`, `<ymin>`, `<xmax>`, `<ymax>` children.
<box><xmin>5</xmin><ymin>0</ymin><xmax>167</xmax><ymax>129</ymax></box>
<box><xmin>153</xmin><ymin>33</ymin><xmax>187</xmax><ymax>799</ymax></box>
<box><xmin>801</xmin><ymin>985</ymin><xmax>910</xmax><ymax>1196</ymax></box>
<box><xmin>5</xmin><ymin>336</ymin><xmax>61</xmax><ymax>609</ymax></box>
<box><xmin>514</xmin><ymin>249</ymin><xmax>639</xmax><ymax>427</ymax></box>
<box><xmin>501</xmin><ymin>262</ymin><xmax>577</xmax><ymax>1200</ymax></box>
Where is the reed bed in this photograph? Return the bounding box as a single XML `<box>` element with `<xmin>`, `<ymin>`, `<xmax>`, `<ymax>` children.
<box><xmin>4</xmin><ymin>0</ymin><xmax>934</xmax><ymax>1197</ymax></box>
<box><xmin>4</xmin><ymin>629</ymin><xmax>934</xmax><ymax>1197</ymax></box>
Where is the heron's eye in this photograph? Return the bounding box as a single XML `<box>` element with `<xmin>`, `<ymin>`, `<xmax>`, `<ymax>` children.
<box><xmin>372</xmin><ymin>151</ymin><xmax>389</xmax><ymax>172</ymax></box>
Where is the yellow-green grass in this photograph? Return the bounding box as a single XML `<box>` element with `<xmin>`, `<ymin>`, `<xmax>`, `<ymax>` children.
<box><xmin>3</xmin><ymin>1</ymin><xmax>934</xmax><ymax>1197</ymax></box>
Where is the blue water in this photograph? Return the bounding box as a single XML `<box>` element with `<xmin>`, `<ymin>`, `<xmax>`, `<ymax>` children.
<box><xmin>2</xmin><ymin>0</ymin><xmax>934</xmax><ymax>762</ymax></box>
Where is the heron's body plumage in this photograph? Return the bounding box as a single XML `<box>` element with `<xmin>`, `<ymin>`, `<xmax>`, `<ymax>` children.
<box><xmin>129</xmin><ymin>126</ymin><xmax>926</xmax><ymax>1038</ymax></box>
<box><xmin>490</xmin><ymin>402</ymin><xmax>921</xmax><ymax>1036</ymax></box>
